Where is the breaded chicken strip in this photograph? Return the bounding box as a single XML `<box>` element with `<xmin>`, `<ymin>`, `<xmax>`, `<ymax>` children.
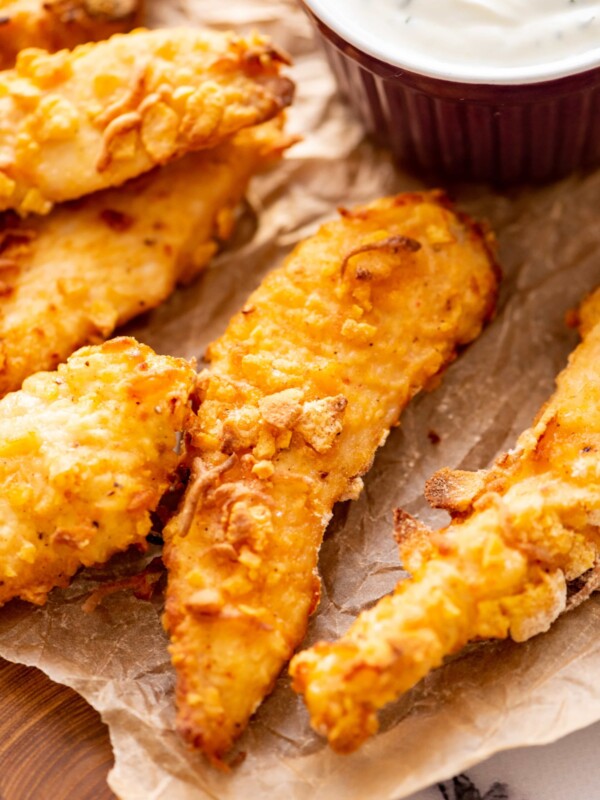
<box><xmin>0</xmin><ymin>336</ymin><xmax>195</xmax><ymax>607</ymax></box>
<box><xmin>0</xmin><ymin>27</ymin><xmax>292</xmax><ymax>215</ymax></box>
<box><xmin>0</xmin><ymin>118</ymin><xmax>288</xmax><ymax>397</ymax></box>
<box><xmin>0</xmin><ymin>0</ymin><xmax>142</xmax><ymax>69</ymax></box>
<box><xmin>162</xmin><ymin>192</ymin><xmax>499</xmax><ymax>761</ymax></box>
<box><xmin>291</xmin><ymin>288</ymin><xmax>600</xmax><ymax>754</ymax></box>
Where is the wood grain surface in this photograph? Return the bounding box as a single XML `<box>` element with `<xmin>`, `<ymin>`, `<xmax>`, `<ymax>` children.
<box><xmin>0</xmin><ymin>658</ymin><xmax>114</xmax><ymax>800</ymax></box>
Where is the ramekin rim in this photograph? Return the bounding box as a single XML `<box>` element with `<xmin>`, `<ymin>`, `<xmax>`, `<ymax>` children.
<box><xmin>301</xmin><ymin>0</ymin><xmax>600</xmax><ymax>86</ymax></box>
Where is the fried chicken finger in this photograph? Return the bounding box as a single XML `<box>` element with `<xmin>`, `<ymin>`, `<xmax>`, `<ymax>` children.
<box><xmin>290</xmin><ymin>288</ymin><xmax>600</xmax><ymax>753</ymax></box>
<box><xmin>0</xmin><ymin>0</ymin><xmax>143</xmax><ymax>69</ymax></box>
<box><xmin>162</xmin><ymin>192</ymin><xmax>499</xmax><ymax>761</ymax></box>
<box><xmin>0</xmin><ymin>118</ymin><xmax>289</xmax><ymax>397</ymax></box>
<box><xmin>0</xmin><ymin>336</ymin><xmax>195</xmax><ymax>607</ymax></box>
<box><xmin>0</xmin><ymin>27</ymin><xmax>292</xmax><ymax>215</ymax></box>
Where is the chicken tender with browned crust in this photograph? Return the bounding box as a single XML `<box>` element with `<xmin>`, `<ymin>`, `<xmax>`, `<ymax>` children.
<box><xmin>0</xmin><ymin>336</ymin><xmax>195</xmax><ymax>607</ymax></box>
<box><xmin>0</xmin><ymin>27</ymin><xmax>293</xmax><ymax>215</ymax></box>
<box><xmin>0</xmin><ymin>0</ymin><xmax>143</xmax><ymax>69</ymax></box>
<box><xmin>0</xmin><ymin>118</ymin><xmax>289</xmax><ymax>397</ymax></box>
<box><xmin>162</xmin><ymin>192</ymin><xmax>499</xmax><ymax>762</ymax></box>
<box><xmin>290</xmin><ymin>288</ymin><xmax>600</xmax><ymax>754</ymax></box>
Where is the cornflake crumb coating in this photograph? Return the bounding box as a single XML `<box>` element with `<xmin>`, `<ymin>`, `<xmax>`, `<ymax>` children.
<box><xmin>163</xmin><ymin>191</ymin><xmax>500</xmax><ymax>761</ymax></box>
<box><xmin>0</xmin><ymin>0</ymin><xmax>143</xmax><ymax>69</ymax></box>
<box><xmin>0</xmin><ymin>336</ymin><xmax>195</xmax><ymax>607</ymax></box>
<box><xmin>291</xmin><ymin>288</ymin><xmax>600</xmax><ymax>754</ymax></box>
<box><xmin>0</xmin><ymin>117</ymin><xmax>289</xmax><ymax>396</ymax></box>
<box><xmin>0</xmin><ymin>26</ymin><xmax>293</xmax><ymax>214</ymax></box>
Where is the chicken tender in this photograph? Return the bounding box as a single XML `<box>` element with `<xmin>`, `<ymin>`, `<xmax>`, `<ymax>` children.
<box><xmin>0</xmin><ymin>0</ymin><xmax>142</xmax><ymax>69</ymax></box>
<box><xmin>0</xmin><ymin>27</ymin><xmax>292</xmax><ymax>215</ymax></box>
<box><xmin>162</xmin><ymin>192</ymin><xmax>499</xmax><ymax>761</ymax></box>
<box><xmin>290</xmin><ymin>288</ymin><xmax>600</xmax><ymax>753</ymax></box>
<box><xmin>0</xmin><ymin>118</ymin><xmax>288</xmax><ymax>396</ymax></box>
<box><xmin>0</xmin><ymin>336</ymin><xmax>195</xmax><ymax>608</ymax></box>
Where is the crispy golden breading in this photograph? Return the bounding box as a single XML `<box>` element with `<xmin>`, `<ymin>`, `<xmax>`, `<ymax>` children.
<box><xmin>0</xmin><ymin>27</ymin><xmax>292</xmax><ymax>215</ymax></box>
<box><xmin>162</xmin><ymin>192</ymin><xmax>499</xmax><ymax>761</ymax></box>
<box><xmin>0</xmin><ymin>336</ymin><xmax>195</xmax><ymax>608</ymax></box>
<box><xmin>0</xmin><ymin>0</ymin><xmax>142</xmax><ymax>69</ymax></box>
<box><xmin>290</xmin><ymin>288</ymin><xmax>600</xmax><ymax>754</ymax></box>
<box><xmin>0</xmin><ymin>118</ymin><xmax>289</xmax><ymax>397</ymax></box>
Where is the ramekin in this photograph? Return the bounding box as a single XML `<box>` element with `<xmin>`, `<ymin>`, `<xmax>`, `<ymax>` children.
<box><xmin>300</xmin><ymin>0</ymin><xmax>600</xmax><ymax>184</ymax></box>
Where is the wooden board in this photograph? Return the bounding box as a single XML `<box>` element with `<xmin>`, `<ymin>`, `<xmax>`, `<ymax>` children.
<box><xmin>0</xmin><ymin>659</ymin><xmax>114</xmax><ymax>800</ymax></box>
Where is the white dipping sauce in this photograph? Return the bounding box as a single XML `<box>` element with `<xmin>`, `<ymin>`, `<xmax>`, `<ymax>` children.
<box><xmin>338</xmin><ymin>0</ymin><xmax>600</xmax><ymax>74</ymax></box>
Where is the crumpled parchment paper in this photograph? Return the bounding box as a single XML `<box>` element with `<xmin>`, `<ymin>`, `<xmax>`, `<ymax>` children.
<box><xmin>1</xmin><ymin>1</ymin><xmax>600</xmax><ymax>798</ymax></box>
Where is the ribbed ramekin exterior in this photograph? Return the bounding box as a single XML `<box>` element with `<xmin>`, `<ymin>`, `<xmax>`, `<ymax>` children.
<box><xmin>303</xmin><ymin>6</ymin><xmax>600</xmax><ymax>184</ymax></box>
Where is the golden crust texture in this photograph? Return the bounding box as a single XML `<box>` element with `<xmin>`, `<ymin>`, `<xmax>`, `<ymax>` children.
<box><xmin>0</xmin><ymin>26</ymin><xmax>293</xmax><ymax>215</ymax></box>
<box><xmin>290</xmin><ymin>287</ymin><xmax>600</xmax><ymax>754</ymax></box>
<box><xmin>162</xmin><ymin>191</ymin><xmax>499</xmax><ymax>761</ymax></box>
<box><xmin>0</xmin><ymin>0</ymin><xmax>143</xmax><ymax>69</ymax></box>
<box><xmin>0</xmin><ymin>336</ymin><xmax>195</xmax><ymax>608</ymax></box>
<box><xmin>0</xmin><ymin>118</ymin><xmax>289</xmax><ymax>397</ymax></box>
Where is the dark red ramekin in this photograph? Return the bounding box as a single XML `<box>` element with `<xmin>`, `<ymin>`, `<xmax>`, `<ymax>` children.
<box><xmin>300</xmin><ymin>2</ymin><xmax>600</xmax><ymax>185</ymax></box>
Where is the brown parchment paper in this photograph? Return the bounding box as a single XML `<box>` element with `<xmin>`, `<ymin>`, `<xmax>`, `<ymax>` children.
<box><xmin>1</xmin><ymin>1</ymin><xmax>600</xmax><ymax>797</ymax></box>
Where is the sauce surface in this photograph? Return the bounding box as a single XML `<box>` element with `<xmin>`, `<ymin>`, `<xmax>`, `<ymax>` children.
<box><xmin>332</xmin><ymin>0</ymin><xmax>600</xmax><ymax>77</ymax></box>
